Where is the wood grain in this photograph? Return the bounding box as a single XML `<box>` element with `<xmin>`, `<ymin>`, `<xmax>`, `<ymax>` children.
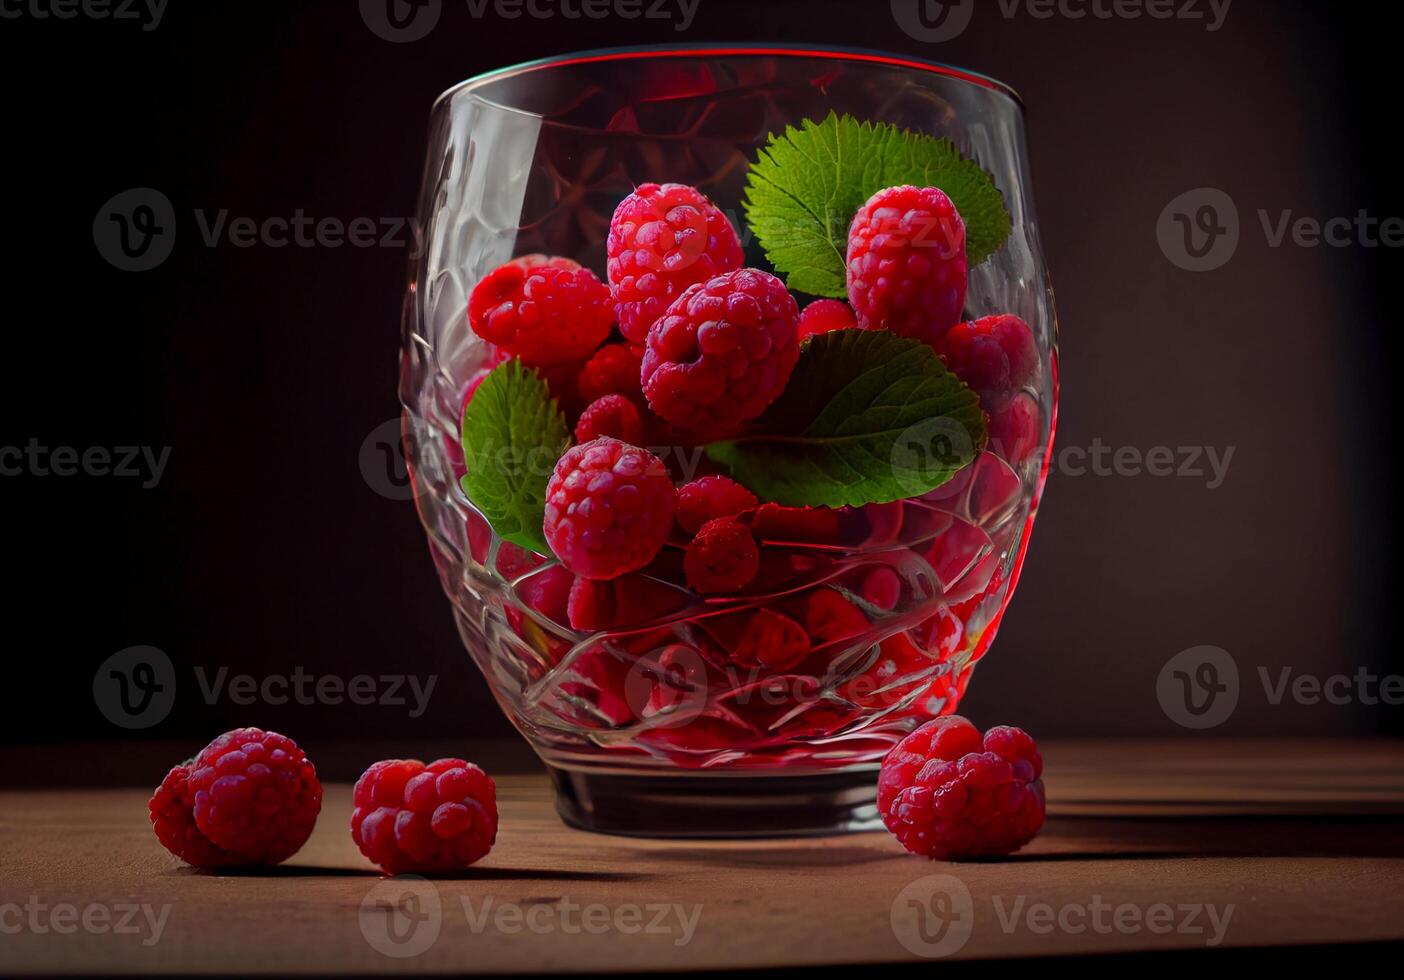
<box><xmin>2</xmin><ymin>739</ymin><xmax>1401</xmax><ymax>973</ymax></box>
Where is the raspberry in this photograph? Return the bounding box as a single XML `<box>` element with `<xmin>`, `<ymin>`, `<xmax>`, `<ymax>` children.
<box><xmin>860</xmin><ymin>566</ymin><xmax>902</xmax><ymax>611</ymax></box>
<box><xmin>543</xmin><ymin>437</ymin><xmax>677</xmax><ymax>580</ymax></box>
<box><xmin>468</xmin><ymin>255</ymin><xmax>613</xmax><ymax>366</ymax></box>
<box><xmin>567</xmin><ymin>573</ymin><xmax>690</xmax><ymax>630</ymax></box>
<box><xmin>149</xmin><ymin>764</ymin><xmax>240</xmax><ymax>868</ymax></box>
<box><xmin>642</xmin><ymin>268</ymin><xmax>801</xmax><ymax>439</ymax></box>
<box><xmin>733</xmin><ymin>608</ymin><xmax>810</xmax><ymax>671</ymax></box>
<box><xmin>606</xmin><ymin>182</ymin><xmax>744</xmax><ymax>344</ymax></box>
<box><xmin>933</xmin><ymin>314</ymin><xmax>1037</xmax><ymax>402</ymax></box>
<box><xmin>684</xmin><ymin>517</ymin><xmax>759</xmax><ymax>594</ymax></box>
<box><xmin>989</xmin><ymin>392</ymin><xmax>1042</xmax><ymax>467</ymax></box>
<box><xmin>796</xmin><ymin>299</ymin><xmax>857</xmax><ymax>341</ymax></box>
<box><xmin>846</xmin><ymin>185</ymin><xmax>967</xmax><ymax>346</ymax></box>
<box><xmin>179</xmin><ymin>728</ymin><xmax>322</xmax><ymax>865</ymax></box>
<box><xmin>801</xmin><ymin>587</ymin><xmax>870</xmax><ymax>644</ymax></box>
<box><xmin>913</xmin><ymin>604</ymin><xmax>965</xmax><ymax>660</ymax></box>
<box><xmin>675</xmin><ymin>475</ymin><xmax>758</xmax><ymax>535</ymax></box>
<box><xmin>575</xmin><ymin>394</ymin><xmax>646</xmax><ymax>445</ymax></box>
<box><xmin>752</xmin><ymin>503</ymin><xmax>843</xmax><ymax>546</ymax></box>
<box><xmin>351</xmin><ymin>758</ymin><xmax>498</xmax><ymax>875</ymax></box>
<box><xmin>878</xmin><ymin>716</ymin><xmax>1045</xmax><ymax>860</ymax></box>
<box><xmin>577</xmin><ymin>343</ymin><xmax>644</xmax><ymax>404</ymax></box>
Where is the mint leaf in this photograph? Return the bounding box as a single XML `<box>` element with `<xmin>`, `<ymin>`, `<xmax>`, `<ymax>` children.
<box><xmin>705</xmin><ymin>330</ymin><xmax>986</xmax><ymax>507</ymax></box>
<box><xmin>742</xmin><ymin>112</ymin><xmax>1012</xmax><ymax>297</ymax></box>
<box><xmin>460</xmin><ymin>360</ymin><xmax>570</xmax><ymax>556</ymax></box>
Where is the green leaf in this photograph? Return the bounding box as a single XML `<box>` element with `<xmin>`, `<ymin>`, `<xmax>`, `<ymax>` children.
<box><xmin>460</xmin><ymin>360</ymin><xmax>570</xmax><ymax>556</ymax></box>
<box><xmin>742</xmin><ymin>111</ymin><xmax>1012</xmax><ymax>297</ymax></box>
<box><xmin>705</xmin><ymin>330</ymin><xmax>987</xmax><ymax>507</ymax></box>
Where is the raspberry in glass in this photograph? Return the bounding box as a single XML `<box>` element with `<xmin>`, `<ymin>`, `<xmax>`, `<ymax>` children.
<box><xmin>989</xmin><ymin>392</ymin><xmax>1042</xmax><ymax>467</ymax></box>
<box><xmin>675</xmin><ymin>475</ymin><xmax>758</xmax><ymax>535</ymax></box>
<box><xmin>577</xmin><ymin>342</ymin><xmax>645</xmax><ymax>404</ymax></box>
<box><xmin>543</xmin><ymin>437</ymin><xmax>677</xmax><ymax>580</ymax></box>
<box><xmin>351</xmin><ymin>758</ymin><xmax>498</xmax><ymax>875</ymax></box>
<box><xmin>933</xmin><ymin>314</ymin><xmax>1038</xmax><ymax>402</ymax></box>
<box><xmin>641</xmin><ymin>268</ymin><xmax>801</xmax><ymax>440</ymax></box>
<box><xmin>796</xmin><ymin>298</ymin><xmax>858</xmax><ymax>341</ymax></box>
<box><xmin>566</xmin><ymin>573</ymin><xmax>690</xmax><ymax>631</ymax></box>
<box><xmin>606</xmin><ymin>182</ymin><xmax>744</xmax><ymax>344</ymax></box>
<box><xmin>733</xmin><ymin>607</ymin><xmax>810</xmax><ymax>671</ymax></box>
<box><xmin>684</xmin><ymin>517</ymin><xmax>760</xmax><ymax>594</ymax></box>
<box><xmin>172</xmin><ymin>728</ymin><xmax>322</xmax><ymax>866</ymax></box>
<box><xmin>575</xmin><ymin>394</ymin><xmax>646</xmax><ymax>446</ymax></box>
<box><xmin>846</xmin><ymin>185</ymin><xmax>967</xmax><ymax>346</ymax></box>
<box><xmin>468</xmin><ymin>254</ymin><xmax>614</xmax><ymax>366</ymax></box>
<box><xmin>878</xmin><ymin>716</ymin><xmax>1045</xmax><ymax>859</ymax></box>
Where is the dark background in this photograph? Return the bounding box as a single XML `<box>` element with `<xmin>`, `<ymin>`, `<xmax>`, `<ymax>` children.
<box><xmin>1</xmin><ymin>0</ymin><xmax>1398</xmax><ymax>760</ymax></box>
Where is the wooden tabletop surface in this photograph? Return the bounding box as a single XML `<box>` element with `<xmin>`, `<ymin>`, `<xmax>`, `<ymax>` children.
<box><xmin>3</xmin><ymin>739</ymin><xmax>1403</xmax><ymax>973</ymax></box>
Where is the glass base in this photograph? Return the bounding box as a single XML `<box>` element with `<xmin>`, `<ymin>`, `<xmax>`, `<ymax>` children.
<box><xmin>547</xmin><ymin>766</ymin><xmax>882</xmax><ymax>838</ymax></box>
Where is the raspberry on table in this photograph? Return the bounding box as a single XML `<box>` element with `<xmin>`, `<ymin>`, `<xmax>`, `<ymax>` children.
<box><xmin>149</xmin><ymin>764</ymin><xmax>241</xmax><ymax>868</ymax></box>
<box><xmin>847</xmin><ymin>185</ymin><xmax>968</xmax><ymax>346</ymax></box>
<box><xmin>577</xmin><ymin>342</ymin><xmax>645</xmax><ymax>404</ymax></box>
<box><xmin>468</xmin><ymin>254</ymin><xmax>614</xmax><ymax>366</ymax></box>
<box><xmin>543</xmin><ymin>437</ymin><xmax>677</xmax><ymax>580</ymax></box>
<box><xmin>575</xmin><ymin>394</ymin><xmax>646</xmax><ymax>446</ymax></box>
<box><xmin>675</xmin><ymin>475</ymin><xmax>758</xmax><ymax>535</ymax></box>
<box><xmin>933</xmin><ymin>314</ymin><xmax>1038</xmax><ymax>406</ymax></box>
<box><xmin>607</xmin><ymin>182</ymin><xmax>744</xmax><ymax>344</ymax></box>
<box><xmin>168</xmin><ymin>728</ymin><xmax>322</xmax><ymax>866</ymax></box>
<box><xmin>684</xmin><ymin>517</ymin><xmax>760</xmax><ymax>594</ymax></box>
<box><xmin>351</xmin><ymin>758</ymin><xmax>498</xmax><ymax>875</ymax></box>
<box><xmin>878</xmin><ymin>716</ymin><xmax>1045</xmax><ymax>860</ymax></box>
<box><xmin>641</xmin><ymin>268</ymin><xmax>801</xmax><ymax>440</ymax></box>
<box><xmin>796</xmin><ymin>298</ymin><xmax>858</xmax><ymax>341</ymax></box>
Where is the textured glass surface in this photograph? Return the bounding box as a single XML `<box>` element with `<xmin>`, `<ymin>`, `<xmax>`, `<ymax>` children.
<box><xmin>400</xmin><ymin>48</ymin><xmax>1058</xmax><ymax>776</ymax></box>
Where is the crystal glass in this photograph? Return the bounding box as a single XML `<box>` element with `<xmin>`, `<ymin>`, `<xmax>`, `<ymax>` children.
<box><xmin>400</xmin><ymin>45</ymin><xmax>1058</xmax><ymax>837</ymax></box>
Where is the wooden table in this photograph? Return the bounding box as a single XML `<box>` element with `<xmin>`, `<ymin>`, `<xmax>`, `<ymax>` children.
<box><xmin>3</xmin><ymin>739</ymin><xmax>1403</xmax><ymax>973</ymax></box>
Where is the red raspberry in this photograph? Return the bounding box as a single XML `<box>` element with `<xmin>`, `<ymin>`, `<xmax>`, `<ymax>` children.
<box><xmin>860</xmin><ymin>565</ymin><xmax>902</xmax><ymax>611</ymax></box>
<box><xmin>989</xmin><ymin>392</ymin><xmax>1042</xmax><ymax>467</ymax></box>
<box><xmin>733</xmin><ymin>608</ymin><xmax>810</xmax><ymax>671</ymax></box>
<box><xmin>675</xmin><ymin>475</ymin><xmax>758</xmax><ymax>535</ymax></box>
<box><xmin>575</xmin><ymin>394</ymin><xmax>646</xmax><ymax>445</ymax></box>
<box><xmin>181</xmin><ymin>728</ymin><xmax>322</xmax><ymax>865</ymax></box>
<box><xmin>846</xmin><ymin>185</ymin><xmax>968</xmax><ymax>346</ymax></box>
<box><xmin>468</xmin><ymin>254</ymin><xmax>613</xmax><ymax>366</ymax></box>
<box><xmin>934</xmin><ymin>314</ymin><xmax>1037</xmax><ymax>401</ymax></box>
<box><xmin>607</xmin><ymin>182</ymin><xmax>744</xmax><ymax>344</ymax></box>
<box><xmin>752</xmin><ymin>503</ymin><xmax>843</xmax><ymax>546</ymax></box>
<box><xmin>543</xmin><ymin>438</ymin><xmax>677</xmax><ymax>580</ymax></box>
<box><xmin>684</xmin><ymin>517</ymin><xmax>759</xmax><ymax>594</ymax></box>
<box><xmin>796</xmin><ymin>298</ymin><xmax>857</xmax><ymax>341</ymax></box>
<box><xmin>149</xmin><ymin>764</ymin><xmax>240</xmax><ymax>868</ymax></box>
<box><xmin>642</xmin><ymin>268</ymin><xmax>801</xmax><ymax>439</ymax></box>
<box><xmin>567</xmin><ymin>573</ymin><xmax>690</xmax><ymax>630</ymax></box>
<box><xmin>577</xmin><ymin>343</ymin><xmax>644</xmax><ymax>404</ymax></box>
<box><xmin>878</xmin><ymin>716</ymin><xmax>1045</xmax><ymax>860</ymax></box>
<box><xmin>351</xmin><ymin>758</ymin><xmax>498</xmax><ymax>875</ymax></box>
<box><xmin>801</xmin><ymin>587</ymin><xmax>871</xmax><ymax>644</ymax></box>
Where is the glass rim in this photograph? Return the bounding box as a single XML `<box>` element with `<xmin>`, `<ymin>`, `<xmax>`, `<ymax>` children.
<box><xmin>433</xmin><ymin>43</ymin><xmax>1024</xmax><ymax>113</ymax></box>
